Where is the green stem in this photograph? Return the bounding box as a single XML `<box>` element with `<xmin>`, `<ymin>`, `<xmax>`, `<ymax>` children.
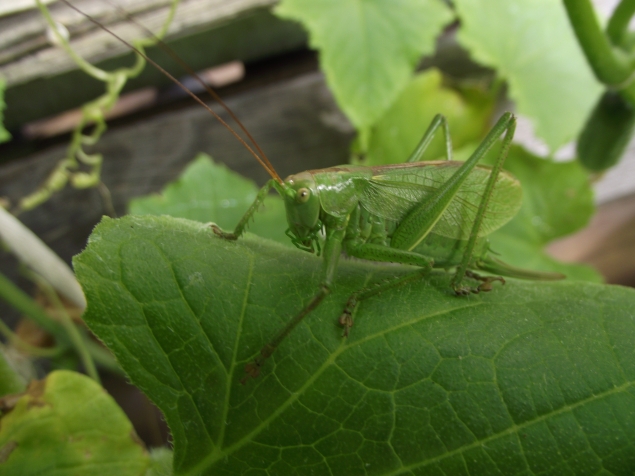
<box><xmin>0</xmin><ymin>271</ymin><xmax>121</xmax><ymax>376</ymax></box>
<box><xmin>0</xmin><ymin>271</ymin><xmax>68</xmax><ymax>338</ymax></box>
<box><xmin>85</xmin><ymin>340</ymin><xmax>123</xmax><ymax>375</ymax></box>
<box><xmin>36</xmin><ymin>0</ymin><xmax>109</xmax><ymax>81</ymax></box>
<box><xmin>563</xmin><ymin>0</ymin><xmax>635</xmax><ymax>85</ymax></box>
<box><xmin>32</xmin><ymin>274</ymin><xmax>100</xmax><ymax>383</ymax></box>
<box><xmin>607</xmin><ymin>0</ymin><xmax>635</xmax><ymax>48</ymax></box>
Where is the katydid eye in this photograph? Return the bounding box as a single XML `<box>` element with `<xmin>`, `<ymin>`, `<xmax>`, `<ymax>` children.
<box><xmin>297</xmin><ymin>188</ymin><xmax>311</xmax><ymax>203</ymax></box>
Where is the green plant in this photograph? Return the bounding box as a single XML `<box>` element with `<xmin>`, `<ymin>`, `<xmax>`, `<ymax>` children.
<box><xmin>563</xmin><ymin>0</ymin><xmax>635</xmax><ymax>171</ymax></box>
<box><xmin>2</xmin><ymin>1</ymin><xmax>635</xmax><ymax>475</ymax></box>
<box><xmin>15</xmin><ymin>0</ymin><xmax>179</xmax><ymax>213</ymax></box>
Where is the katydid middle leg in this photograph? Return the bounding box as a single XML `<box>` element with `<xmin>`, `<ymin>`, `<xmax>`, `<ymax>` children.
<box><xmin>336</xmin><ymin>163</ymin><xmax>444</xmax><ymax>337</ymax></box>
<box><xmin>407</xmin><ymin>114</ymin><xmax>453</xmax><ymax>163</ymax></box>
<box><xmin>241</xmin><ymin>215</ymin><xmax>347</xmax><ymax>383</ymax></box>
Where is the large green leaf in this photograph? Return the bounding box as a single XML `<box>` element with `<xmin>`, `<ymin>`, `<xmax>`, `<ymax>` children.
<box><xmin>275</xmin><ymin>0</ymin><xmax>454</xmax><ymax>130</ymax></box>
<box><xmin>454</xmin><ymin>0</ymin><xmax>602</xmax><ymax>150</ymax></box>
<box><xmin>360</xmin><ymin>68</ymin><xmax>495</xmax><ymax>165</ymax></box>
<box><xmin>129</xmin><ymin>154</ymin><xmax>289</xmax><ymax>246</ymax></box>
<box><xmin>0</xmin><ymin>370</ymin><xmax>149</xmax><ymax>474</ymax></box>
<box><xmin>75</xmin><ymin>214</ymin><xmax>635</xmax><ymax>475</ymax></box>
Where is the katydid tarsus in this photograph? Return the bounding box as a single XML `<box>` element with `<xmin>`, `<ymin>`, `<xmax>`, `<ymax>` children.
<box><xmin>60</xmin><ymin>0</ymin><xmax>564</xmax><ymax>384</ymax></box>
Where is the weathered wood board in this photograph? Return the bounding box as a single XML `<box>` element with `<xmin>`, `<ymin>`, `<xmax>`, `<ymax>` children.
<box><xmin>1</xmin><ymin>0</ymin><xmax>306</xmax><ymax>128</ymax></box>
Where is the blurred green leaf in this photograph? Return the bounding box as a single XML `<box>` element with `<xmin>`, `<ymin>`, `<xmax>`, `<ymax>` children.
<box><xmin>75</xmin><ymin>215</ymin><xmax>635</xmax><ymax>475</ymax></box>
<box><xmin>360</xmin><ymin>68</ymin><xmax>495</xmax><ymax>165</ymax></box>
<box><xmin>275</xmin><ymin>0</ymin><xmax>454</xmax><ymax>130</ymax></box>
<box><xmin>0</xmin><ymin>77</ymin><xmax>10</xmax><ymax>144</ymax></box>
<box><xmin>0</xmin><ymin>347</ymin><xmax>25</xmax><ymax>397</ymax></box>
<box><xmin>129</xmin><ymin>154</ymin><xmax>289</xmax><ymax>246</ymax></box>
<box><xmin>577</xmin><ymin>90</ymin><xmax>635</xmax><ymax>172</ymax></box>
<box><xmin>454</xmin><ymin>0</ymin><xmax>602</xmax><ymax>150</ymax></box>
<box><xmin>147</xmin><ymin>448</ymin><xmax>173</xmax><ymax>476</ymax></box>
<box><xmin>0</xmin><ymin>370</ymin><xmax>149</xmax><ymax>475</ymax></box>
<box><xmin>488</xmin><ymin>145</ymin><xmax>601</xmax><ymax>282</ymax></box>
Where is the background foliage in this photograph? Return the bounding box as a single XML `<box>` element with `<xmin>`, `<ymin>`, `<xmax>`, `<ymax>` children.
<box><xmin>2</xmin><ymin>0</ymin><xmax>635</xmax><ymax>475</ymax></box>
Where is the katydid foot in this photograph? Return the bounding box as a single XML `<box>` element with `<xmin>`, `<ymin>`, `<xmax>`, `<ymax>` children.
<box><xmin>453</xmin><ymin>270</ymin><xmax>505</xmax><ymax>295</ymax></box>
<box><xmin>241</xmin><ymin>344</ymin><xmax>275</xmax><ymax>385</ymax></box>
<box><xmin>211</xmin><ymin>223</ymin><xmax>237</xmax><ymax>240</ymax></box>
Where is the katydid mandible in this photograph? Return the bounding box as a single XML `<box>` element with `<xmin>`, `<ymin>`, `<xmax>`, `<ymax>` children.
<box><xmin>61</xmin><ymin>0</ymin><xmax>564</xmax><ymax>384</ymax></box>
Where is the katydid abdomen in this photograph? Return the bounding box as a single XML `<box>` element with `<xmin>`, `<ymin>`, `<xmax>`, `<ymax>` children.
<box><xmin>411</xmin><ymin>233</ymin><xmax>489</xmax><ymax>269</ymax></box>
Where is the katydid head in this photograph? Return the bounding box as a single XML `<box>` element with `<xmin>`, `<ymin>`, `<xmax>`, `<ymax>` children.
<box><xmin>280</xmin><ymin>172</ymin><xmax>322</xmax><ymax>254</ymax></box>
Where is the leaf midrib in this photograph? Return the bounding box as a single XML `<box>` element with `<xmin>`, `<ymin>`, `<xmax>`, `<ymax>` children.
<box><xmin>184</xmin><ymin>297</ymin><xmax>485</xmax><ymax>475</ymax></box>
<box><xmin>216</xmin><ymin>251</ymin><xmax>256</xmax><ymax>450</ymax></box>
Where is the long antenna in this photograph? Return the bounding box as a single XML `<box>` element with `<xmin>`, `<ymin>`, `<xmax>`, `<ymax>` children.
<box><xmin>100</xmin><ymin>0</ymin><xmax>276</xmax><ymax>175</ymax></box>
<box><xmin>59</xmin><ymin>0</ymin><xmax>283</xmax><ymax>184</ymax></box>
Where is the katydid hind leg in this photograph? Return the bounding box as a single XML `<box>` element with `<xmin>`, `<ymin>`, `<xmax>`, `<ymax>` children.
<box><xmin>464</xmin><ymin>270</ymin><xmax>505</xmax><ymax>293</ymax></box>
<box><xmin>390</xmin><ymin>112</ymin><xmax>516</xmax><ymax>253</ymax></box>
<box><xmin>406</xmin><ymin>114</ymin><xmax>453</xmax><ymax>163</ymax></box>
<box><xmin>451</xmin><ymin>113</ymin><xmax>517</xmax><ymax>294</ymax></box>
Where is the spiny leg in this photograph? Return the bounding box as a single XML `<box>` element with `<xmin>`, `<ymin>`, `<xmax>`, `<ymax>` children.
<box><xmin>243</xmin><ymin>284</ymin><xmax>330</xmax><ymax>383</ymax></box>
<box><xmin>406</xmin><ymin>114</ymin><xmax>453</xmax><ymax>163</ymax></box>
<box><xmin>340</xmin><ymin>242</ymin><xmax>433</xmax><ymax>336</ymax></box>
<box><xmin>451</xmin><ymin>113</ymin><xmax>517</xmax><ymax>294</ymax></box>
<box><xmin>391</xmin><ymin>113</ymin><xmax>515</xmax><ymax>253</ymax></box>
<box><xmin>211</xmin><ymin>179</ymin><xmax>276</xmax><ymax>240</ymax></box>
<box><xmin>461</xmin><ymin>270</ymin><xmax>505</xmax><ymax>294</ymax></box>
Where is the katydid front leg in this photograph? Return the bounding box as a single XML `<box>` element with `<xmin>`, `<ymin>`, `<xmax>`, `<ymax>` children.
<box><xmin>211</xmin><ymin>179</ymin><xmax>277</xmax><ymax>239</ymax></box>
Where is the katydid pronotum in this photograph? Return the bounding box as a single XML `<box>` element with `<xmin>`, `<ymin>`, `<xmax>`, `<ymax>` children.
<box><xmin>60</xmin><ymin>0</ymin><xmax>564</xmax><ymax>384</ymax></box>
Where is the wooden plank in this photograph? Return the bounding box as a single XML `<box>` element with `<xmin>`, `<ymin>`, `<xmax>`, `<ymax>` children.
<box><xmin>0</xmin><ymin>0</ymin><xmax>55</xmax><ymax>17</ymax></box>
<box><xmin>1</xmin><ymin>0</ymin><xmax>278</xmax><ymax>85</ymax></box>
<box><xmin>1</xmin><ymin>0</ymin><xmax>307</xmax><ymax>128</ymax></box>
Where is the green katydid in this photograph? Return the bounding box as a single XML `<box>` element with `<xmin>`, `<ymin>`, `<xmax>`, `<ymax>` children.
<box><xmin>212</xmin><ymin>112</ymin><xmax>565</xmax><ymax>382</ymax></box>
<box><xmin>62</xmin><ymin>0</ymin><xmax>564</xmax><ymax>383</ymax></box>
